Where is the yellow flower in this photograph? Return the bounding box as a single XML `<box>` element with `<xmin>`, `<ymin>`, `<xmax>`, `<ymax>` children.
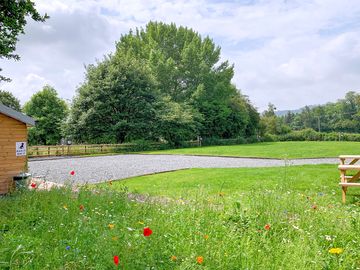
<box><xmin>196</xmin><ymin>256</ymin><xmax>204</xmax><ymax>264</ymax></box>
<box><xmin>171</xmin><ymin>255</ymin><xmax>177</xmax><ymax>261</ymax></box>
<box><xmin>108</xmin><ymin>224</ymin><xmax>115</xmax><ymax>229</ymax></box>
<box><xmin>329</xmin><ymin>248</ymin><xmax>343</xmax><ymax>254</ymax></box>
<box><xmin>63</xmin><ymin>205</ymin><xmax>68</xmax><ymax>210</ymax></box>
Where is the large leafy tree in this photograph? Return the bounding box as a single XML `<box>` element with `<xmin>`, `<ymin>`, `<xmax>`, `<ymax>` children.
<box><xmin>0</xmin><ymin>0</ymin><xmax>49</xmax><ymax>81</ymax></box>
<box><xmin>69</xmin><ymin>55</ymin><xmax>158</xmax><ymax>143</ymax></box>
<box><xmin>0</xmin><ymin>89</ymin><xmax>21</xmax><ymax>110</ymax></box>
<box><xmin>69</xmin><ymin>22</ymin><xmax>259</xmax><ymax>144</ymax></box>
<box><xmin>116</xmin><ymin>22</ymin><xmax>258</xmax><ymax>139</ymax></box>
<box><xmin>23</xmin><ymin>85</ymin><xmax>68</xmax><ymax>145</ymax></box>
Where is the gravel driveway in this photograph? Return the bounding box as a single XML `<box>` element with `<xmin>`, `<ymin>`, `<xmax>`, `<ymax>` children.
<box><xmin>28</xmin><ymin>154</ymin><xmax>338</xmax><ymax>184</ymax></box>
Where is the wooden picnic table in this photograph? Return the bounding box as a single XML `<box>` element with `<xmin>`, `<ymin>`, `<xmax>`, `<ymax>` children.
<box><xmin>338</xmin><ymin>155</ymin><xmax>360</xmax><ymax>203</ymax></box>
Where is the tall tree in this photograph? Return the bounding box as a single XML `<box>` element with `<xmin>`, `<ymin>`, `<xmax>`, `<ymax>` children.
<box><xmin>69</xmin><ymin>22</ymin><xmax>259</xmax><ymax>144</ymax></box>
<box><xmin>116</xmin><ymin>21</ymin><xmax>258</xmax><ymax>139</ymax></box>
<box><xmin>0</xmin><ymin>0</ymin><xmax>49</xmax><ymax>81</ymax></box>
<box><xmin>23</xmin><ymin>85</ymin><xmax>67</xmax><ymax>145</ymax></box>
<box><xmin>0</xmin><ymin>89</ymin><xmax>21</xmax><ymax>110</ymax></box>
<box><xmin>69</xmin><ymin>55</ymin><xmax>158</xmax><ymax>143</ymax></box>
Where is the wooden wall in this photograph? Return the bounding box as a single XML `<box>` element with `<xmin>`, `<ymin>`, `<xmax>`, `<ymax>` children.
<box><xmin>0</xmin><ymin>113</ymin><xmax>27</xmax><ymax>194</ymax></box>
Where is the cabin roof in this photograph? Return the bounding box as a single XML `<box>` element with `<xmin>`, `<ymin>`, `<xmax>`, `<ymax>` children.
<box><xmin>0</xmin><ymin>103</ymin><xmax>35</xmax><ymax>126</ymax></box>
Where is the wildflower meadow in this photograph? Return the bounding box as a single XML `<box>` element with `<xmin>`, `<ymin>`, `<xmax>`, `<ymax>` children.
<box><xmin>1</xmin><ymin>164</ymin><xmax>360</xmax><ymax>269</ymax></box>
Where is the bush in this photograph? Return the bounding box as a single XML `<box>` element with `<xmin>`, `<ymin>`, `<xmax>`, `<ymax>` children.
<box><xmin>202</xmin><ymin>137</ymin><xmax>247</xmax><ymax>146</ymax></box>
<box><xmin>275</xmin><ymin>129</ymin><xmax>360</xmax><ymax>142</ymax></box>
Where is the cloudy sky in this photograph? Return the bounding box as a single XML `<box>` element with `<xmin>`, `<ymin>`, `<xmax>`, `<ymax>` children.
<box><xmin>1</xmin><ymin>0</ymin><xmax>360</xmax><ymax>111</ymax></box>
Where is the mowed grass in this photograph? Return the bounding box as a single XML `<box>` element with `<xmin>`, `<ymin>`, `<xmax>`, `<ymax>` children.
<box><xmin>1</xmin><ymin>165</ymin><xmax>360</xmax><ymax>269</ymax></box>
<box><xmin>144</xmin><ymin>141</ymin><xmax>360</xmax><ymax>159</ymax></box>
<box><xmin>109</xmin><ymin>165</ymin><xmax>341</xmax><ymax>199</ymax></box>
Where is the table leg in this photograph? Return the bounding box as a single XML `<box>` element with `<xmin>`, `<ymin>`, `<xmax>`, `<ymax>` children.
<box><xmin>340</xmin><ymin>169</ymin><xmax>347</xmax><ymax>203</ymax></box>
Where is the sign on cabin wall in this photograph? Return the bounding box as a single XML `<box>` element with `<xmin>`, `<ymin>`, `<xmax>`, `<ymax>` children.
<box><xmin>16</xmin><ymin>142</ymin><xmax>27</xmax><ymax>156</ymax></box>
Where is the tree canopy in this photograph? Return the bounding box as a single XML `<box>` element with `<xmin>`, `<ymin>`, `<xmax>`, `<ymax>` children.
<box><xmin>0</xmin><ymin>89</ymin><xmax>21</xmax><ymax>111</ymax></box>
<box><xmin>69</xmin><ymin>22</ymin><xmax>259</xmax><ymax>145</ymax></box>
<box><xmin>23</xmin><ymin>85</ymin><xmax>68</xmax><ymax>145</ymax></box>
<box><xmin>0</xmin><ymin>0</ymin><xmax>49</xmax><ymax>81</ymax></box>
<box><xmin>262</xmin><ymin>91</ymin><xmax>360</xmax><ymax>136</ymax></box>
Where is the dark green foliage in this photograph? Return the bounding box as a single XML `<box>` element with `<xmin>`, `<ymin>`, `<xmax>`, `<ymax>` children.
<box><xmin>0</xmin><ymin>0</ymin><xmax>49</xmax><ymax>81</ymax></box>
<box><xmin>69</xmin><ymin>56</ymin><xmax>157</xmax><ymax>143</ymax></box>
<box><xmin>117</xmin><ymin>23</ymin><xmax>258</xmax><ymax>140</ymax></box>
<box><xmin>69</xmin><ymin>22</ymin><xmax>259</xmax><ymax>145</ymax></box>
<box><xmin>0</xmin><ymin>89</ymin><xmax>21</xmax><ymax>110</ymax></box>
<box><xmin>23</xmin><ymin>85</ymin><xmax>68</xmax><ymax>145</ymax></box>
<box><xmin>154</xmin><ymin>97</ymin><xmax>198</xmax><ymax>146</ymax></box>
<box><xmin>265</xmin><ymin>129</ymin><xmax>360</xmax><ymax>142</ymax></box>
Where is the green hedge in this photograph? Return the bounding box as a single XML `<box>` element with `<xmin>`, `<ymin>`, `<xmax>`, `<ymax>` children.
<box><xmin>263</xmin><ymin>128</ymin><xmax>360</xmax><ymax>142</ymax></box>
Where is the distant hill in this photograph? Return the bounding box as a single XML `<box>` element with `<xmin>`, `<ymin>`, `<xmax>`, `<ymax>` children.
<box><xmin>275</xmin><ymin>105</ymin><xmax>317</xmax><ymax>116</ymax></box>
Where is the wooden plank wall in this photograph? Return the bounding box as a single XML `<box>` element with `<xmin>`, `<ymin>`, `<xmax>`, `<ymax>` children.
<box><xmin>0</xmin><ymin>113</ymin><xmax>27</xmax><ymax>194</ymax></box>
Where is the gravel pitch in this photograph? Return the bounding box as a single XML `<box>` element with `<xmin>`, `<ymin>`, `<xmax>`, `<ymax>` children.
<box><xmin>28</xmin><ymin>154</ymin><xmax>338</xmax><ymax>184</ymax></box>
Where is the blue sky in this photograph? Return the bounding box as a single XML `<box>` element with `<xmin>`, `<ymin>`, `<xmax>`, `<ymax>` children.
<box><xmin>0</xmin><ymin>0</ymin><xmax>359</xmax><ymax>111</ymax></box>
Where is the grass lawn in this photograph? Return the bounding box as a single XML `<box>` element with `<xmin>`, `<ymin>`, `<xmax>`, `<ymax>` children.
<box><xmin>144</xmin><ymin>141</ymin><xmax>360</xmax><ymax>159</ymax></box>
<box><xmin>1</xmin><ymin>164</ymin><xmax>360</xmax><ymax>269</ymax></box>
<box><xmin>109</xmin><ymin>164</ymin><xmax>342</xmax><ymax>199</ymax></box>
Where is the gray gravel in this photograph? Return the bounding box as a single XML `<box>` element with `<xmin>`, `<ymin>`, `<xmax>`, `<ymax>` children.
<box><xmin>28</xmin><ymin>154</ymin><xmax>338</xmax><ymax>184</ymax></box>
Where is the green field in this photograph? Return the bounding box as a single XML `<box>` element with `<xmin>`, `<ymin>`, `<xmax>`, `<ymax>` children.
<box><xmin>145</xmin><ymin>141</ymin><xmax>360</xmax><ymax>159</ymax></box>
<box><xmin>109</xmin><ymin>165</ymin><xmax>341</xmax><ymax>199</ymax></box>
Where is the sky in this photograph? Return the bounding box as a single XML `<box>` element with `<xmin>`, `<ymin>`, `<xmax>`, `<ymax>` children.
<box><xmin>1</xmin><ymin>0</ymin><xmax>360</xmax><ymax>111</ymax></box>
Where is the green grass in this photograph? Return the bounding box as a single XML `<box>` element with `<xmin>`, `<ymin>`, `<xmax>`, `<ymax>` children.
<box><xmin>108</xmin><ymin>165</ymin><xmax>341</xmax><ymax>199</ymax></box>
<box><xmin>144</xmin><ymin>141</ymin><xmax>360</xmax><ymax>159</ymax></box>
<box><xmin>1</xmin><ymin>165</ymin><xmax>360</xmax><ymax>269</ymax></box>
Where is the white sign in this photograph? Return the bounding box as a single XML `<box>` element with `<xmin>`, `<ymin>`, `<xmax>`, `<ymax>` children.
<box><xmin>16</xmin><ymin>142</ymin><xmax>27</xmax><ymax>156</ymax></box>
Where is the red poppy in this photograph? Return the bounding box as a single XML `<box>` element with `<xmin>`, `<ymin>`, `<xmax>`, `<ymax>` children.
<box><xmin>264</xmin><ymin>224</ymin><xmax>271</xmax><ymax>231</ymax></box>
<box><xmin>113</xmin><ymin>255</ymin><xmax>119</xmax><ymax>266</ymax></box>
<box><xmin>30</xmin><ymin>183</ymin><xmax>37</xmax><ymax>189</ymax></box>
<box><xmin>79</xmin><ymin>205</ymin><xmax>84</xmax><ymax>211</ymax></box>
<box><xmin>70</xmin><ymin>170</ymin><xmax>75</xmax><ymax>176</ymax></box>
<box><xmin>143</xmin><ymin>227</ymin><xmax>153</xmax><ymax>237</ymax></box>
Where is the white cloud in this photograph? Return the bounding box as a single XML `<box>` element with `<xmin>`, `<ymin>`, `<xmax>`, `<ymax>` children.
<box><xmin>0</xmin><ymin>0</ymin><xmax>359</xmax><ymax>110</ymax></box>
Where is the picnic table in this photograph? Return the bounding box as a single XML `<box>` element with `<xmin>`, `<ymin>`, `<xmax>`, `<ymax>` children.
<box><xmin>338</xmin><ymin>155</ymin><xmax>360</xmax><ymax>203</ymax></box>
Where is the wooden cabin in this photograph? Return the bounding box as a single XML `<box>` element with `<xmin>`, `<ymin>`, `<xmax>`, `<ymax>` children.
<box><xmin>0</xmin><ymin>103</ymin><xmax>35</xmax><ymax>194</ymax></box>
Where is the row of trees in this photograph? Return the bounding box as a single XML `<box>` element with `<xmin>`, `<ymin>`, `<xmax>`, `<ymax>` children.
<box><xmin>1</xmin><ymin>22</ymin><xmax>260</xmax><ymax>146</ymax></box>
<box><xmin>261</xmin><ymin>91</ymin><xmax>360</xmax><ymax>135</ymax></box>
